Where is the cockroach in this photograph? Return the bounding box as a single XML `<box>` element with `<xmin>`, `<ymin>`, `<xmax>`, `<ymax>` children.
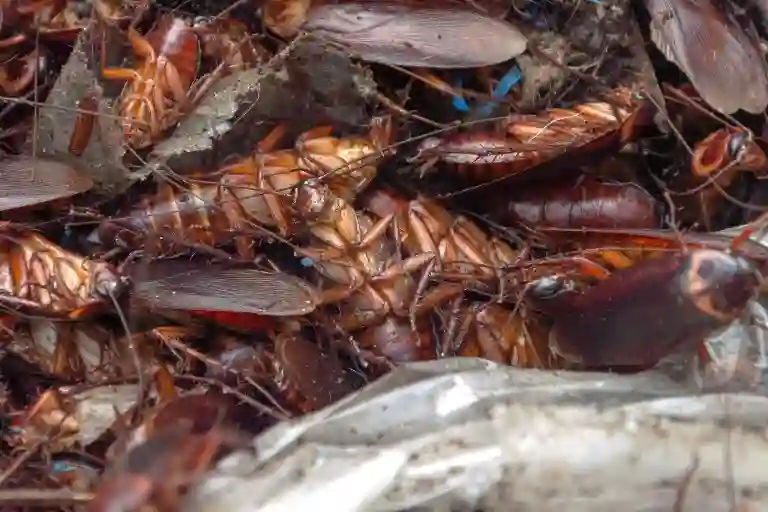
<box><xmin>361</xmin><ymin>187</ymin><xmax>605</xmax><ymax>287</ymax></box>
<box><xmin>0</xmin><ymin>223</ymin><xmax>120</xmax><ymax>318</ymax></box>
<box><xmin>68</xmin><ymin>93</ymin><xmax>98</xmax><ymax>157</ymax></box>
<box><xmin>486</xmin><ymin>177</ymin><xmax>662</xmax><ymax>231</ymax></box>
<box><xmin>93</xmin><ymin>119</ymin><xmax>391</xmax><ymax>255</ymax></box>
<box><xmin>130</xmin><ymin>260</ymin><xmax>319</xmax><ymax>318</ymax></box>
<box><xmin>669</xmin><ymin>127</ymin><xmax>768</xmax><ymax>229</ymax></box>
<box><xmin>96</xmin><ymin>14</ymin><xmax>264</xmax><ymax>149</ymax></box>
<box><xmin>0</xmin><ymin>155</ymin><xmax>93</xmax><ymax>212</ymax></box>
<box><xmin>533</xmin><ymin>227</ymin><xmax>768</xmax><ymax>272</ymax></box>
<box><xmin>0</xmin><ymin>0</ymin><xmax>85</xmax><ymax>49</ymax></box>
<box><xmin>0</xmin><ymin>47</ymin><xmax>48</xmax><ymax>96</ymax></box>
<box><xmin>134</xmin><ymin>324</ymin><xmax>356</xmax><ymax>414</ymax></box>
<box><xmin>644</xmin><ymin>0</ymin><xmax>768</xmax><ymax>114</ymax></box>
<box><xmin>301</xmin><ymin>192</ymin><xmax>459</xmax><ymax>363</ymax></box>
<box><xmin>412</xmin><ymin>87</ymin><xmax>650</xmax><ymax>183</ymax></box>
<box><xmin>89</xmin><ymin>423</ymin><xmax>250</xmax><ymax>512</ymax></box>
<box><xmin>262</xmin><ymin>0</ymin><xmax>527</xmax><ymax>68</ymax></box>
<box><xmin>527</xmin><ymin>246</ymin><xmax>761</xmax><ymax>369</ymax></box>
<box><xmin>440</xmin><ymin>300</ymin><xmax>561</xmax><ymax>369</ymax></box>
<box><xmin>5</xmin><ymin>320</ymin><xmax>142</xmax><ymax>381</ymax></box>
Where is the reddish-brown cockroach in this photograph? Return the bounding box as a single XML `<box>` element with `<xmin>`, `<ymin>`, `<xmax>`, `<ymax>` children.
<box><xmin>262</xmin><ymin>0</ymin><xmax>527</xmax><ymax>68</ymax></box>
<box><xmin>133</xmin><ymin>324</ymin><xmax>356</xmax><ymax>414</ymax></box>
<box><xmin>669</xmin><ymin>127</ymin><xmax>768</xmax><ymax>229</ymax></box>
<box><xmin>440</xmin><ymin>300</ymin><xmax>561</xmax><ymax>369</ymax></box>
<box><xmin>302</xmin><ymin>192</ymin><xmax>454</xmax><ymax>363</ymax></box>
<box><xmin>68</xmin><ymin>93</ymin><xmax>98</xmax><ymax>157</ymax></box>
<box><xmin>644</xmin><ymin>0</ymin><xmax>768</xmax><ymax>114</ymax></box>
<box><xmin>0</xmin><ymin>223</ymin><xmax>120</xmax><ymax>318</ymax></box>
<box><xmin>96</xmin><ymin>14</ymin><xmax>264</xmax><ymax>149</ymax></box>
<box><xmin>0</xmin><ymin>155</ymin><xmax>93</xmax><ymax>212</ymax></box>
<box><xmin>0</xmin><ymin>0</ymin><xmax>86</xmax><ymax>49</ymax></box>
<box><xmin>413</xmin><ymin>87</ymin><xmax>650</xmax><ymax>183</ymax></box>
<box><xmin>94</xmin><ymin>119</ymin><xmax>391</xmax><ymax>255</ymax></box>
<box><xmin>486</xmin><ymin>177</ymin><xmax>662</xmax><ymax>231</ymax></box>
<box><xmin>304</xmin><ymin>187</ymin><xmax>605</xmax><ymax>365</ymax></box>
<box><xmin>0</xmin><ymin>47</ymin><xmax>48</xmax><ymax>96</ymax></box>
<box><xmin>533</xmin><ymin>226</ymin><xmax>768</xmax><ymax>272</ymax></box>
<box><xmin>361</xmin><ymin>187</ymin><xmax>607</xmax><ymax>286</ymax></box>
<box><xmin>527</xmin><ymin>246</ymin><xmax>761</xmax><ymax>369</ymax></box>
<box><xmin>89</xmin><ymin>419</ymin><xmax>249</xmax><ymax>512</ymax></box>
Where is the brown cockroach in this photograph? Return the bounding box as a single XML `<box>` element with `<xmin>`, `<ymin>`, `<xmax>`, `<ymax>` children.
<box><xmin>89</xmin><ymin>424</ymin><xmax>249</xmax><ymax>512</ymax></box>
<box><xmin>533</xmin><ymin>227</ymin><xmax>768</xmax><ymax>272</ymax></box>
<box><xmin>0</xmin><ymin>47</ymin><xmax>48</xmax><ymax>96</ymax></box>
<box><xmin>68</xmin><ymin>93</ymin><xmax>98</xmax><ymax>157</ymax></box>
<box><xmin>94</xmin><ymin>119</ymin><xmax>392</xmax><ymax>255</ymax></box>
<box><xmin>486</xmin><ymin>177</ymin><xmax>662</xmax><ymax>232</ymax></box>
<box><xmin>302</xmin><ymin>192</ymin><xmax>455</xmax><ymax>363</ymax></box>
<box><xmin>0</xmin><ymin>223</ymin><xmax>120</xmax><ymax>318</ymax></box>
<box><xmin>0</xmin><ymin>0</ymin><xmax>86</xmax><ymax>49</ymax></box>
<box><xmin>645</xmin><ymin>0</ymin><xmax>768</xmax><ymax>114</ymax></box>
<box><xmin>89</xmin><ymin>393</ymin><xmax>249</xmax><ymax>512</ymax></box>
<box><xmin>413</xmin><ymin>87</ymin><xmax>651</xmax><ymax>183</ymax></box>
<box><xmin>305</xmin><ymin>188</ymin><xmax>605</xmax><ymax>364</ymax></box>
<box><xmin>5</xmin><ymin>320</ymin><xmax>145</xmax><ymax>381</ymax></box>
<box><xmin>95</xmin><ymin>14</ymin><xmax>264</xmax><ymax>149</ymax></box>
<box><xmin>440</xmin><ymin>300</ymin><xmax>561</xmax><ymax>370</ymax></box>
<box><xmin>262</xmin><ymin>0</ymin><xmax>526</xmax><ymax>68</ymax></box>
<box><xmin>527</xmin><ymin>245</ymin><xmax>761</xmax><ymax>369</ymax></box>
<box><xmin>668</xmin><ymin>127</ymin><xmax>768</xmax><ymax>229</ymax></box>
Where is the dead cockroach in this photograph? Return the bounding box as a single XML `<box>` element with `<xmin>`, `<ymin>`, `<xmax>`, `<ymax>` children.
<box><xmin>5</xmin><ymin>320</ymin><xmax>144</xmax><ymax>381</ymax></box>
<box><xmin>532</xmin><ymin>227</ymin><xmax>768</xmax><ymax>271</ymax></box>
<box><xmin>0</xmin><ymin>0</ymin><xmax>85</xmax><ymax>49</ymax></box>
<box><xmin>0</xmin><ymin>47</ymin><xmax>48</xmax><ymax>96</ymax></box>
<box><xmin>0</xmin><ymin>155</ymin><xmax>93</xmax><ymax>212</ymax></box>
<box><xmin>94</xmin><ymin>14</ymin><xmax>264</xmax><ymax>149</ymax></box>
<box><xmin>262</xmin><ymin>0</ymin><xmax>526</xmax><ymax>68</ymax></box>
<box><xmin>94</xmin><ymin>119</ymin><xmax>391</xmax><ymax>255</ymax></box>
<box><xmin>130</xmin><ymin>260</ymin><xmax>319</xmax><ymax>320</ymax></box>
<box><xmin>89</xmin><ymin>424</ymin><xmax>249</xmax><ymax>512</ymax></box>
<box><xmin>439</xmin><ymin>299</ymin><xmax>561</xmax><ymax>370</ymax></box>
<box><xmin>412</xmin><ymin>87</ymin><xmax>651</xmax><ymax>183</ymax></box>
<box><xmin>526</xmin><ymin>225</ymin><xmax>767</xmax><ymax>368</ymax></box>
<box><xmin>486</xmin><ymin>177</ymin><xmax>662</xmax><ymax>232</ymax></box>
<box><xmin>668</xmin><ymin>127</ymin><xmax>768</xmax><ymax>229</ymax></box>
<box><xmin>68</xmin><ymin>93</ymin><xmax>98</xmax><ymax>157</ymax></box>
<box><xmin>302</xmin><ymin>192</ymin><xmax>454</xmax><ymax>363</ymax></box>
<box><xmin>361</xmin><ymin>187</ymin><xmax>605</xmax><ymax>288</ymax></box>
<box><xmin>645</xmin><ymin>0</ymin><xmax>768</xmax><ymax>114</ymax></box>
<box><xmin>0</xmin><ymin>223</ymin><xmax>120</xmax><ymax>318</ymax></box>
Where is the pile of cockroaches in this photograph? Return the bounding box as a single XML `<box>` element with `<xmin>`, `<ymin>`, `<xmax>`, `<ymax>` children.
<box><xmin>0</xmin><ymin>0</ymin><xmax>767</xmax><ymax>509</ymax></box>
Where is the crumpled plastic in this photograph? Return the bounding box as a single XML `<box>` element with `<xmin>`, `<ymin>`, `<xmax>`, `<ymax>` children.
<box><xmin>186</xmin><ymin>226</ymin><xmax>768</xmax><ymax>512</ymax></box>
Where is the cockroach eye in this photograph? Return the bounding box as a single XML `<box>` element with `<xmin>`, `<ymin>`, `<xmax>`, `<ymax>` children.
<box><xmin>726</xmin><ymin>131</ymin><xmax>748</xmax><ymax>159</ymax></box>
<box><xmin>529</xmin><ymin>276</ymin><xmax>569</xmax><ymax>299</ymax></box>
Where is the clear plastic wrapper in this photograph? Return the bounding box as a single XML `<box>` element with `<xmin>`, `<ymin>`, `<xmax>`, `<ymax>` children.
<box><xmin>184</xmin><ymin>226</ymin><xmax>768</xmax><ymax>511</ymax></box>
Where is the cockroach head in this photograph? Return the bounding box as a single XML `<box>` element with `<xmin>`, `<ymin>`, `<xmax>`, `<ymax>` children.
<box><xmin>681</xmin><ymin>249</ymin><xmax>761</xmax><ymax>321</ymax></box>
<box><xmin>92</xmin><ymin>266</ymin><xmax>126</xmax><ymax>300</ymax></box>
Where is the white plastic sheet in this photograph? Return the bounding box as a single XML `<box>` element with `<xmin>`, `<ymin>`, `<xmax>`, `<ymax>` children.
<box><xmin>186</xmin><ymin>225</ymin><xmax>768</xmax><ymax>511</ymax></box>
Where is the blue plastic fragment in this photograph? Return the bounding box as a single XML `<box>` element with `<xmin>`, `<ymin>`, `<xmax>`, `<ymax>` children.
<box><xmin>451</xmin><ymin>77</ymin><xmax>471</xmax><ymax>112</ymax></box>
<box><xmin>472</xmin><ymin>65</ymin><xmax>522</xmax><ymax>118</ymax></box>
<box><xmin>300</xmin><ymin>257</ymin><xmax>315</xmax><ymax>267</ymax></box>
<box><xmin>51</xmin><ymin>461</ymin><xmax>76</xmax><ymax>473</ymax></box>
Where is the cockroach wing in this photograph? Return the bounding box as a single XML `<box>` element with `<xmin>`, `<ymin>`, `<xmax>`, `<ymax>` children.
<box><xmin>304</xmin><ymin>2</ymin><xmax>526</xmax><ymax>68</ymax></box>
<box><xmin>644</xmin><ymin>0</ymin><xmax>768</xmax><ymax>114</ymax></box>
<box><xmin>132</xmin><ymin>262</ymin><xmax>319</xmax><ymax>316</ymax></box>
<box><xmin>0</xmin><ymin>157</ymin><xmax>93</xmax><ymax>211</ymax></box>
